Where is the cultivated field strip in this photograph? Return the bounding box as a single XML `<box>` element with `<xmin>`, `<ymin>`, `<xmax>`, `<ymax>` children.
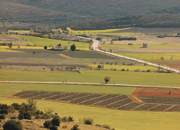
<box><xmin>137</xmin><ymin>96</ymin><xmax>180</xmax><ymax>104</ymax></box>
<box><xmin>11</xmin><ymin>90</ymin><xmax>180</xmax><ymax>112</ymax></box>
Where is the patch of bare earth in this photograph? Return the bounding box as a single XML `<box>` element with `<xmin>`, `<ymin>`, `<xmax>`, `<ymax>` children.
<box><xmin>154</xmin><ymin>62</ymin><xmax>180</xmax><ymax>69</ymax></box>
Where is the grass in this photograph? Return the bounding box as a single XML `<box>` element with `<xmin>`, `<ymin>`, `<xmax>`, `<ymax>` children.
<box><xmin>0</xmin><ymin>83</ymin><xmax>135</xmax><ymax>97</ymax></box>
<box><xmin>0</xmin><ymin>48</ymin><xmax>24</xmax><ymax>53</ymax></box>
<box><xmin>0</xmin><ymin>46</ymin><xmax>50</xmax><ymax>50</ymax></box>
<box><xmin>1</xmin><ymin>97</ymin><xmax>180</xmax><ymax>130</ymax></box>
<box><xmin>17</xmin><ymin>35</ymin><xmax>89</xmax><ymax>50</ymax></box>
<box><xmin>0</xmin><ymin>69</ymin><xmax>180</xmax><ymax>87</ymax></box>
<box><xmin>8</xmin><ymin>30</ymin><xmax>30</xmax><ymax>33</ymax></box>
<box><xmin>88</xmin><ymin>64</ymin><xmax>162</xmax><ymax>71</ymax></box>
<box><xmin>101</xmin><ymin>43</ymin><xmax>180</xmax><ymax>50</ymax></box>
<box><xmin>115</xmin><ymin>52</ymin><xmax>180</xmax><ymax>62</ymax></box>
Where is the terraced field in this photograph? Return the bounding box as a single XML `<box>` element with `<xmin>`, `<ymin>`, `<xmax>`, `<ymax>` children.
<box><xmin>11</xmin><ymin>90</ymin><xmax>180</xmax><ymax>112</ymax></box>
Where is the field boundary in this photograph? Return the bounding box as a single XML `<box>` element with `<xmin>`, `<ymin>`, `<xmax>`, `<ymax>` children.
<box><xmin>1</xmin><ymin>81</ymin><xmax>180</xmax><ymax>89</ymax></box>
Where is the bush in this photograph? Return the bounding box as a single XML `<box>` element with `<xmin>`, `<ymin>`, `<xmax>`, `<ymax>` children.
<box><xmin>61</xmin><ymin>116</ymin><xmax>67</xmax><ymax>122</ymax></box>
<box><xmin>68</xmin><ymin>116</ymin><xmax>74</xmax><ymax>122</ymax></box>
<box><xmin>121</xmin><ymin>68</ymin><xmax>125</xmax><ymax>71</ymax></box>
<box><xmin>35</xmin><ymin>114</ymin><xmax>41</xmax><ymax>119</ymax></box>
<box><xmin>3</xmin><ymin>120</ymin><xmax>23</xmax><ymax>130</ymax></box>
<box><xmin>62</xmin><ymin>125</ymin><xmax>67</xmax><ymax>129</ymax></box>
<box><xmin>126</xmin><ymin>69</ymin><xmax>129</xmax><ymax>71</ymax></box>
<box><xmin>11</xmin><ymin>116</ymin><xmax>17</xmax><ymax>119</ymax></box>
<box><xmin>102</xmin><ymin>124</ymin><xmax>110</xmax><ymax>129</ymax></box>
<box><xmin>135</xmin><ymin>69</ymin><xmax>139</xmax><ymax>72</ymax></box>
<box><xmin>70</xmin><ymin>44</ymin><xmax>76</xmax><ymax>51</ymax></box>
<box><xmin>44</xmin><ymin>120</ymin><xmax>53</xmax><ymax>128</ymax></box>
<box><xmin>18</xmin><ymin>114</ymin><xmax>24</xmax><ymax>120</ymax></box>
<box><xmin>52</xmin><ymin>116</ymin><xmax>61</xmax><ymax>126</ymax></box>
<box><xmin>71</xmin><ymin>124</ymin><xmax>80</xmax><ymax>130</ymax></box>
<box><xmin>11</xmin><ymin>103</ymin><xmax>20</xmax><ymax>110</ymax></box>
<box><xmin>83</xmin><ymin>118</ymin><xmax>93</xmax><ymax>125</ymax></box>
<box><xmin>112</xmin><ymin>128</ymin><xmax>115</xmax><ymax>130</ymax></box>
<box><xmin>104</xmin><ymin>76</ymin><xmax>110</xmax><ymax>84</ymax></box>
<box><xmin>0</xmin><ymin>109</ymin><xmax>8</xmax><ymax>114</ymax></box>
<box><xmin>146</xmin><ymin>69</ymin><xmax>151</xmax><ymax>72</ymax></box>
<box><xmin>95</xmin><ymin>124</ymin><xmax>101</xmax><ymax>127</ymax></box>
<box><xmin>24</xmin><ymin>112</ymin><xmax>32</xmax><ymax>120</ymax></box>
<box><xmin>44</xmin><ymin>45</ymin><xmax>47</xmax><ymax>49</ymax></box>
<box><xmin>0</xmin><ymin>114</ymin><xmax>6</xmax><ymax>119</ymax></box>
<box><xmin>50</xmin><ymin>125</ymin><xmax>58</xmax><ymax>130</ymax></box>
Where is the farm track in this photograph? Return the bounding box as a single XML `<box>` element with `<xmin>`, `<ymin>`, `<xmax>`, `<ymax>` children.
<box><xmin>1</xmin><ymin>81</ymin><xmax>180</xmax><ymax>89</ymax></box>
<box><xmin>10</xmin><ymin>90</ymin><xmax>180</xmax><ymax>112</ymax></box>
<box><xmin>79</xmin><ymin>36</ymin><xmax>180</xmax><ymax>73</ymax></box>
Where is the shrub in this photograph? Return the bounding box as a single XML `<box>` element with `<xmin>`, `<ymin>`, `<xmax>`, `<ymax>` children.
<box><xmin>3</xmin><ymin>120</ymin><xmax>23</xmax><ymax>130</ymax></box>
<box><xmin>135</xmin><ymin>69</ymin><xmax>139</xmax><ymax>72</ymax></box>
<box><xmin>50</xmin><ymin>125</ymin><xmax>58</xmax><ymax>130</ymax></box>
<box><xmin>112</xmin><ymin>128</ymin><xmax>115</xmax><ymax>130</ymax></box>
<box><xmin>160</xmin><ymin>57</ymin><xmax>164</xmax><ymax>60</ymax></box>
<box><xmin>121</xmin><ymin>68</ymin><xmax>125</xmax><ymax>71</ymax></box>
<box><xmin>0</xmin><ymin>114</ymin><xmax>6</xmax><ymax>119</ymax></box>
<box><xmin>11</xmin><ymin>116</ymin><xmax>17</xmax><ymax>119</ymax></box>
<box><xmin>35</xmin><ymin>114</ymin><xmax>41</xmax><ymax>119</ymax></box>
<box><xmin>61</xmin><ymin>116</ymin><xmax>67</xmax><ymax>122</ymax></box>
<box><xmin>126</xmin><ymin>69</ymin><xmax>129</xmax><ymax>71</ymax></box>
<box><xmin>83</xmin><ymin>118</ymin><xmax>93</xmax><ymax>125</ymax></box>
<box><xmin>95</xmin><ymin>124</ymin><xmax>101</xmax><ymax>127</ymax></box>
<box><xmin>114</xmin><ymin>69</ymin><xmax>116</xmax><ymax>71</ymax></box>
<box><xmin>44</xmin><ymin>45</ymin><xmax>47</xmax><ymax>49</ymax></box>
<box><xmin>68</xmin><ymin>116</ymin><xmax>74</xmax><ymax>122</ymax></box>
<box><xmin>44</xmin><ymin>120</ymin><xmax>53</xmax><ymax>128</ymax></box>
<box><xmin>62</xmin><ymin>125</ymin><xmax>67</xmax><ymax>128</ymax></box>
<box><xmin>52</xmin><ymin>116</ymin><xmax>61</xmax><ymax>126</ymax></box>
<box><xmin>70</xmin><ymin>44</ymin><xmax>76</xmax><ymax>51</ymax></box>
<box><xmin>34</xmin><ymin>44</ymin><xmax>36</xmax><ymax>46</ymax></box>
<box><xmin>102</xmin><ymin>124</ymin><xmax>110</xmax><ymax>129</ymax></box>
<box><xmin>24</xmin><ymin>112</ymin><xmax>32</xmax><ymax>120</ymax></box>
<box><xmin>18</xmin><ymin>114</ymin><xmax>24</xmax><ymax>120</ymax></box>
<box><xmin>146</xmin><ymin>69</ymin><xmax>150</xmax><ymax>72</ymax></box>
<box><xmin>104</xmin><ymin>76</ymin><xmax>110</xmax><ymax>84</ymax></box>
<box><xmin>71</xmin><ymin>124</ymin><xmax>80</xmax><ymax>130</ymax></box>
<box><xmin>11</xmin><ymin>103</ymin><xmax>20</xmax><ymax>110</ymax></box>
<box><xmin>0</xmin><ymin>109</ymin><xmax>8</xmax><ymax>114</ymax></box>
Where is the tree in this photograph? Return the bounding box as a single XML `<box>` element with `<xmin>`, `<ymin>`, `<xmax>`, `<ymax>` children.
<box><xmin>104</xmin><ymin>76</ymin><xmax>110</xmax><ymax>84</ymax></box>
<box><xmin>3</xmin><ymin>120</ymin><xmax>23</xmax><ymax>130</ymax></box>
<box><xmin>70</xmin><ymin>44</ymin><xmax>76</xmax><ymax>51</ymax></box>
<box><xmin>44</xmin><ymin>45</ymin><xmax>47</xmax><ymax>49</ymax></box>
<box><xmin>71</xmin><ymin>125</ymin><xmax>80</xmax><ymax>130</ymax></box>
<box><xmin>52</xmin><ymin>116</ymin><xmax>61</xmax><ymax>126</ymax></box>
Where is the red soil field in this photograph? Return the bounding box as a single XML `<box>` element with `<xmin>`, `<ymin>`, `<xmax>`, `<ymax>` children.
<box><xmin>155</xmin><ymin>62</ymin><xmax>180</xmax><ymax>69</ymax></box>
<box><xmin>132</xmin><ymin>88</ymin><xmax>180</xmax><ymax>97</ymax></box>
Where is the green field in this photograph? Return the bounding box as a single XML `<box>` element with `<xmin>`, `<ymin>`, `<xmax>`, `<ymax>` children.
<box><xmin>88</xmin><ymin>64</ymin><xmax>162</xmax><ymax>71</ymax></box>
<box><xmin>17</xmin><ymin>35</ymin><xmax>89</xmax><ymax>50</ymax></box>
<box><xmin>0</xmin><ymin>83</ymin><xmax>135</xmax><ymax>97</ymax></box>
<box><xmin>1</xmin><ymin>69</ymin><xmax>180</xmax><ymax>87</ymax></box>
<box><xmin>101</xmin><ymin>43</ymin><xmax>180</xmax><ymax>50</ymax></box>
<box><xmin>115</xmin><ymin>52</ymin><xmax>180</xmax><ymax>62</ymax></box>
<box><xmin>1</xmin><ymin>83</ymin><xmax>180</xmax><ymax>130</ymax></box>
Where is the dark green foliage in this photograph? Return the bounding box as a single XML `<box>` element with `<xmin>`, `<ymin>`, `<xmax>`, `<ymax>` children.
<box><xmin>0</xmin><ymin>109</ymin><xmax>8</xmax><ymax>115</ymax></box>
<box><xmin>121</xmin><ymin>68</ymin><xmax>125</xmax><ymax>71</ymax></box>
<box><xmin>11</xmin><ymin>117</ymin><xmax>17</xmax><ymax>119</ymax></box>
<box><xmin>44</xmin><ymin>45</ymin><xmax>47</xmax><ymax>49</ymax></box>
<box><xmin>83</xmin><ymin>118</ymin><xmax>93</xmax><ymax>125</ymax></box>
<box><xmin>70</xmin><ymin>44</ymin><xmax>76</xmax><ymax>51</ymax></box>
<box><xmin>104</xmin><ymin>76</ymin><xmax>110</xmax><ymax>84</ymax></box>
<box><xmin>24</xmin><ymin>112</ymin><xmax>32</xmax><ymax>120</ymax></box>
<box><xmin>44</xmin><ymin>120</ymin><xmax>53</xmax><ymax>128</ymax></box>
<box><xmin>102</xmin><ymin>124</ymin><xmax>110</xmax><ymax>129</ymax></box>
<box><xmin>96</xmin><ymin>124</ymin><xmax>101</xmax><ymax>127</ymax></box>
<box><xmin>61</xmin><ymin>116</ymin><xmax>67</xmax><ymax>122</ymax></box>
<box><xmin>68</xmin><ymin>116</ymin><xmax>74</xmax><ymax>122</ymax></box>
<box><xmin>18</xmin><ymin>114</ymin><xmax>24</xmax><ymax>120</ymax></box>
<box><xmin>112</xmin><ymin>128</ymin><xmax>115</xmax><ymax>130</ymax></box>
<box><xmin>146</xmin><ymin>69</ymin><xmax>151</xmax><ymax>72</ymax></box>
<box><xmin>52</xmin><ymin>116</ymin><xmax>61</xmax><ymax>126</ymax></box>
<box><xmin>118</xmin><ymin>37</ymin><xmax>136</xmax><ymax>41</ymax></box>
<box><xmin>50</xmin><ymin>125</ymin><xmax>58</xmax><ymax>130</ymax></box>
<box><xmin>0</xmin><ymin>114</ymin><xmax>6</xmax><ymax>119</ymax></box>
<box><xmin>3</xmin><ymin>120</ymin><xmax>23</xmax><ymax>130</ymax></box>
<box><xmin>35</xmin><ymin>114</ymin><xmax>41</xmax><ymax>119</ymax></box>
<box><xmin>11</xmin><ymin>103</ymin><xmax>20</xmax><ymax>110</ymax></box>
<box><xmin>71</xmin><ymin>124</ymin><xmax>80</xmax><ymax>130</ymax></box>
<box><xmin>96</xmin><ymin>37</ymin><xmax>102</xmax><ymax>41</ymax></box>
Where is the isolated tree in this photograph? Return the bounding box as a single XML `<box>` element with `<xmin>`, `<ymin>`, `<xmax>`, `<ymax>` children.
<box><xmin>71</xmin><ymin>124</ymin><xmax>80</xmax><ymax>130</ymax></box>
<box><xmin>44</xmin><ymin>45</ymin><xmax>47</xmax><ymax>49</ymax></box>
<box><xmin>52</xmin><ymin>116</ymin><xmax>61</xmax><ymax>126</ymax></box>
<box><xmin>104</xmin><ymin>76</ymin><xmax>110</xmax><ymax>84</ymax></box>
<box><xmin>70</xmin><ymin>44</ymin><xmax>76</xmax><ymax>51</ymax></box>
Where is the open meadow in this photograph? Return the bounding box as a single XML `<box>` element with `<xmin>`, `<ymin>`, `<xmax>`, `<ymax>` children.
<box><xmin>0</xmin><ymin>69</ymin><xmax>180</xmax><ymax>87</ymax></box>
